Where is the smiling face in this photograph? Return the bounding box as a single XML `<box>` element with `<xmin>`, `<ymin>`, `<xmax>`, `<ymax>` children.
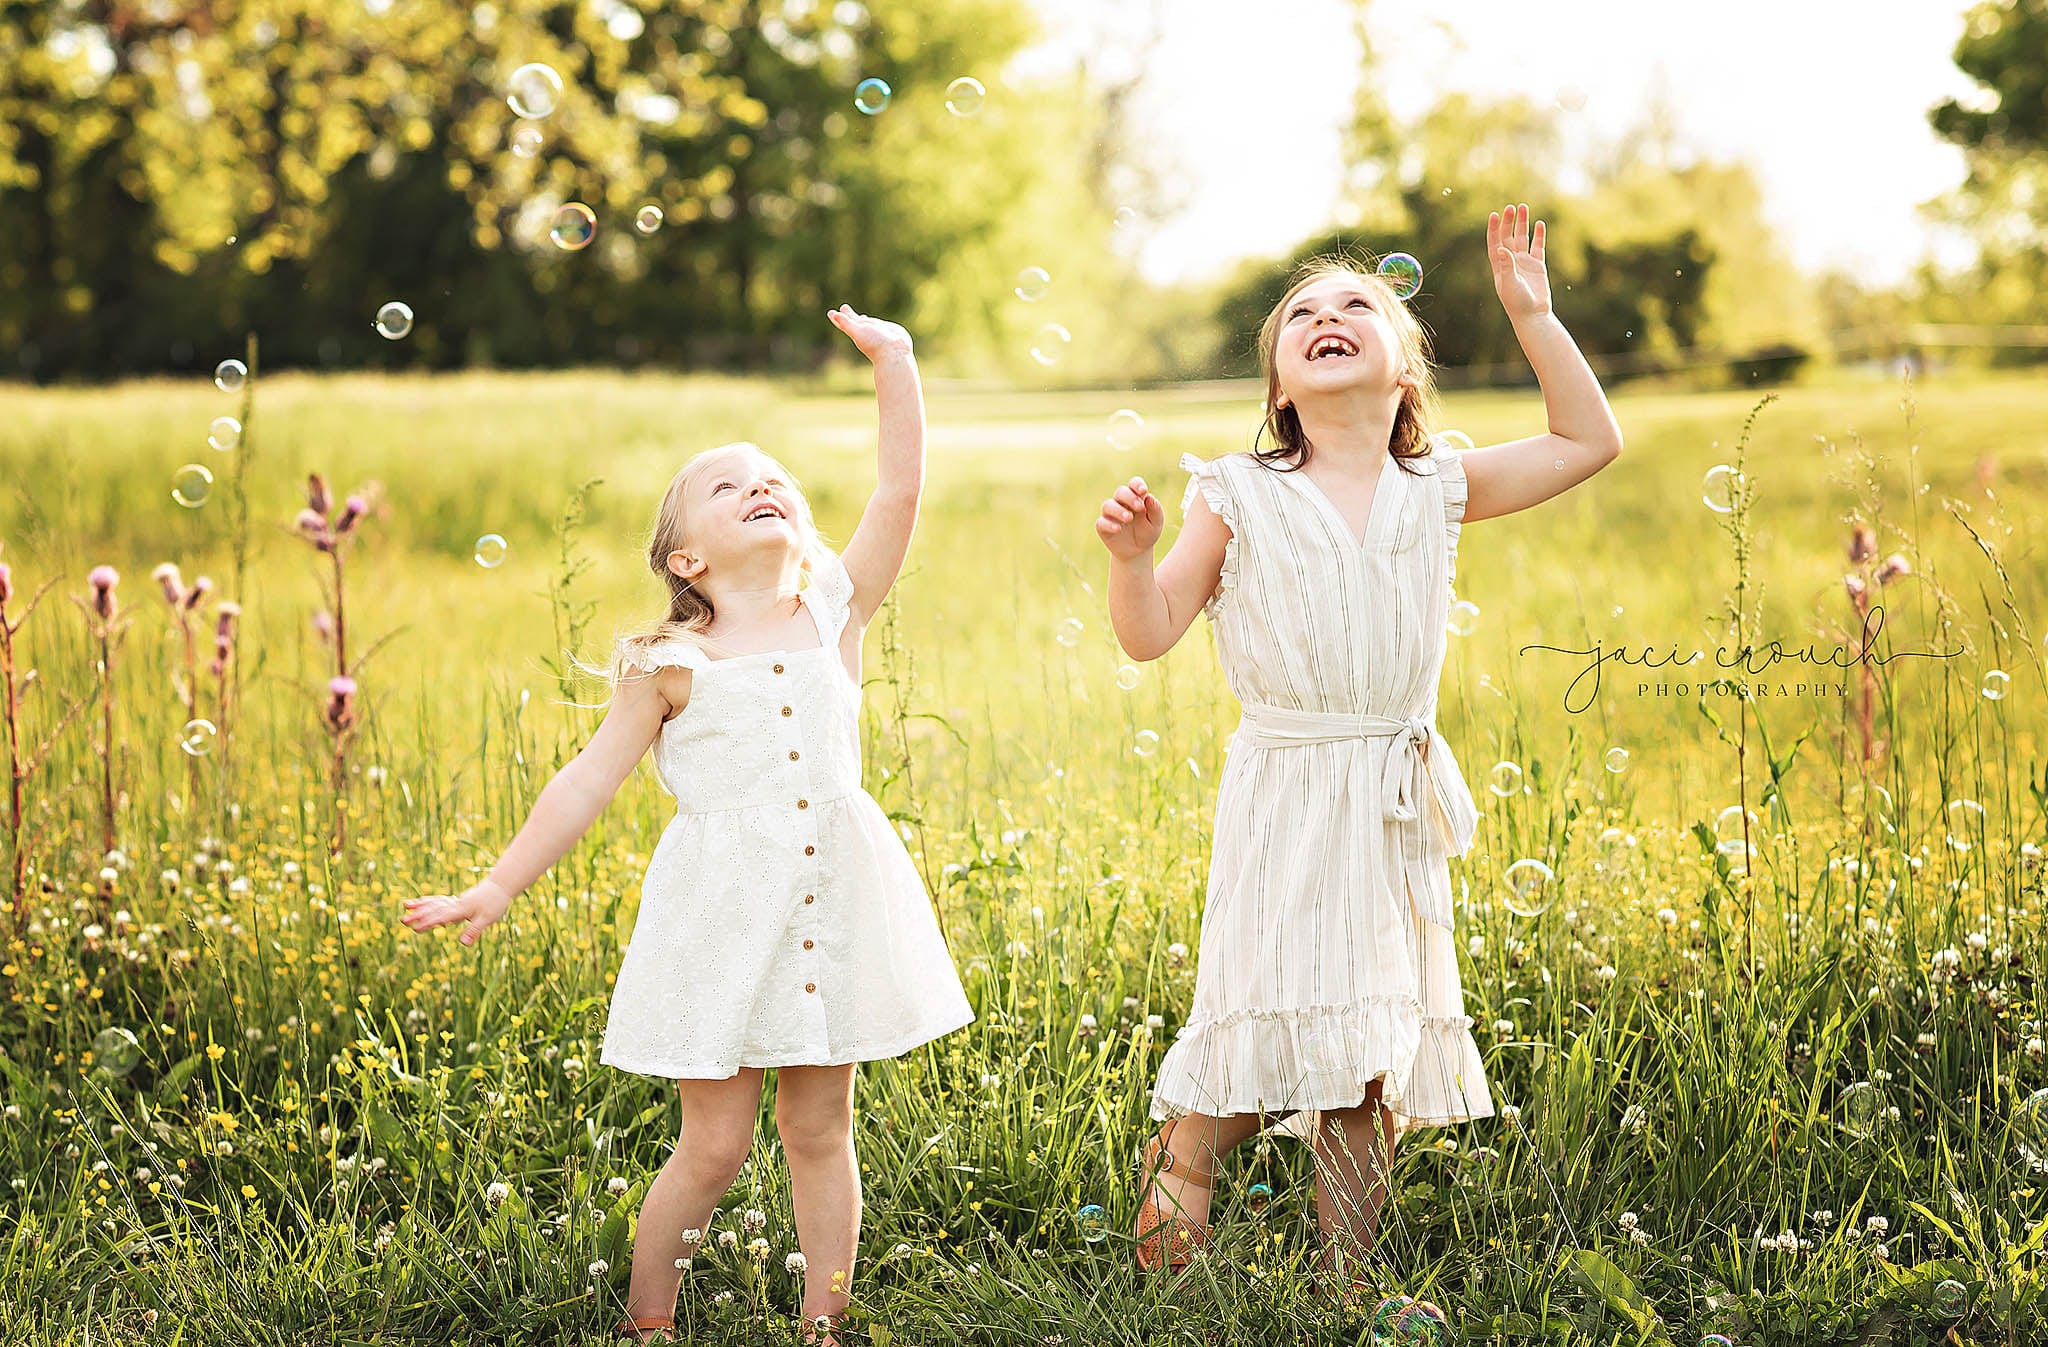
<box><xmin>1270</xmin><ymin>271</ymin><xmax>1413</xmax><ymax>411</ymax></box>
<box><xmin>668</xmin><ymin>443</ymin><xmax>812</xmax><ymax>583</ymax></box>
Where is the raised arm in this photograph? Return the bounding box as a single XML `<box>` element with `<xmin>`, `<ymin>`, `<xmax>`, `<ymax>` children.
<box><xmin>826</xmin><ymin>304</ymin><xmax>924</xmax><ymax>629</ymax></box>
<box><xmin>1096</xmin><ymin>474</ymin><xmax>1230</xmax><ymax>661</ymax></box>
<box><xmin>400</xmin><ymin>663</ymin><xmax>685</xmax><ymax>945</ymax></box>
<box><xmin>1462</xmin><ymin>203</ymin><xmax>1624</xmax><ymax>524</ymax></box>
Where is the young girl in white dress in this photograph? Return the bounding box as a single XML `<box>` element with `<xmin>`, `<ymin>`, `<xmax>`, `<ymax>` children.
<box><xmin>402</xmin><ymin>306</ymin><xmax>972</xmax><ymax>1345</ymax></box>
<box><xmin>1094</xmin><ymin>205</ymin><xmax>1624</xmax><ymax>1300</ymax></box>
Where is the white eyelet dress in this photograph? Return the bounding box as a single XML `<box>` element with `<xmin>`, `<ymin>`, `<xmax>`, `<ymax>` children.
<box><xmin>598</xmin><ymin>552</ymin><xmax>974</xmax><ymax>1080</ymax></box>
<box><xmin>1150</xmin><ymin>447</ymin><xmax>1494</xmax><ymax>1136</ymax></box>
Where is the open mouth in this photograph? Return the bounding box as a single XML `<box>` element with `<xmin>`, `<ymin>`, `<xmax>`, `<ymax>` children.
<box><xmin>1307</xmin><ymin>333</ymin><xmax>1358</xmax><ymax>361</ymax></box>
<box><xmin>744</xmin><ymin>503</ymin><xmax>786</xmax><ymax>523</ymax></box>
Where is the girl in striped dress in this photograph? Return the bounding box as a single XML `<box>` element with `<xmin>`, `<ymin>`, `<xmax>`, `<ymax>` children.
<box><xmin>1092</xmin><ymin>205</ymin><xmax>1624</xmax><ymax>1298</ymax></box>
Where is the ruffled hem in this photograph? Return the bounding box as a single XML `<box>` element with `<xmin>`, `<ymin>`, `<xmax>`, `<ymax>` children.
<box><xmin>1148</xmin><ymin>995</ymin><xmax>1491</xmax><ymax>1134</ymax></box>
<box><xmin>1433</xmin><ymin>446</ymin><xmax>1469</xmax><ymax>590</ymax></box>
<box><xmin>1178</xmin><ymin>452</ymin><xmax>1238</xmax><ymax>620</ymax></box>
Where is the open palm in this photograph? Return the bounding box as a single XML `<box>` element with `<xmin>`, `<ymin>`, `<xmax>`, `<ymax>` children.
<box><xmin>1488</xmin><ymin>203</ymin><xmax>1551</xmax><ymax>322</ymax></box>
<box><xmin>827</xmin><ymin>304</ymin><xmax>912</xmax><ymax>363</ymax></box>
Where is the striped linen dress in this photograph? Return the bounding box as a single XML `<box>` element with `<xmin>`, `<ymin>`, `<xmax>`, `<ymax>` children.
<box><xmin>1150</xmin><ymin>445</ymin><xmax>1494</xmax><ymax>1136</ymax></box>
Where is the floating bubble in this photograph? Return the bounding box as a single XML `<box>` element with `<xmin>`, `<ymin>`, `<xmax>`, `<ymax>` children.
<box><xmin>1944</xmin><ymin>797</ymin><xmax>1985</xmax><ymax>852</ymax></box>
<box><xmin>1714</xmin><ymin>805</ymin><xmax>1757</xmax><ymax>845</ymax></box>
<box><xmin>1106</xmin><ymin>408</ymin><xmax>1146</xmax><ymax>452</ymax></box>
<box><xmin>1377</xmin><ymin>252</ymin><xmax>1423</xmax><ymax>300</ymax></box>
<box><xmin>1603</xmin><ymin>746</ymin><xmax>1629</xmax><ymax>774</ymax></box>
<box><xmin>1434</xmin><ymin>429</ymin><xmax>1475</xmax><ymax>453</ymax></box>
<box><xmin>506</xmin><ymin>63</ymin><xmax>563</xmax><ymax>120</ymax></box>
<box><xmin>207</xmin><ymin>416</ymin><xmax>242</xmax><ymax>452</ymax></box>
<box><xmin>1115</xmin><ymin>664</ymin><xmax>1141</xmax><ymax>691</ymax></box>
<box><xmin>1013</xmin><ymin>266</ymin><xmax>1051</xmax><ymax>302</ymax></box>
<box><xmin>474</xmin><ymin>534</ymin><xmax>509</xmax><ymax>569</ymax></box>
<box><xmin>550</xmin><ymin>203</ymin><xmax>597</xmax><ymax>251</ymax></box>
<box><xmin>1933</xmin><ymin>1278</ymin><xmax>1968</xmax><ymax>1316</ymax></box>
<box><xmin>1981</xmin><ymin>669</ymin><xmax>2010</xmax><ymax>701</ymax></box>
<box><xmin>171</xmin><ymin>463</ymin><xmax>214</xmax><ymax>508</ymax></box>
<box><xmin>1487</xmin><ymin>760</ymin><xmax>1523</xmax><ymax>797</ymax></box>
<box><xmin>1029</xmin><ymin>323</ymin><xmax>1071</xmax><ymax>367</ymax></box>
<box><xmin>1371</xmin><ymin>1295</ymin><xmax>1414</xmax><ymax>1339</ymax></box>
<box><xmin>1113</xmin><ymin>206</ymin><xmax>1139</xmax><ymax>230</ymax></box>
<box><xmin>1445</xmin><ymin>599</ymin><xmax>1480</xmax><ymax>637</ymax></box>
<box><xmin>944</xmin><ymin>76</ymin><xmax>985</xmax><ymax>116</ymax></box>
<box><xmin>1701</xmin><ymin>1336</ymin><xmax>1735</xmax><ymax>1347</ymax></box>
<box><xmin>213</xmin><ymin>359</ymin><xmax>247</xmax><ymax>393</ymax></box>
<box><xmin>1054</xmin><ymin>617</ymin><xmax>1082</xmax><ymax>648</ymax></box>
<box><xmin>510</xmin><ymin>121</ymin><xmax>546</xmax><ymax>158</ymax></box>
<box><xmin>375</xmin><ymin>300</ymin><xmax>414</xmax><ymax>340</ymax></box>
<box><xmin>1246</xmin><ymin>1182</ymin><xmax>1272</xmax><ymax>1214</ymax></box>
<box><xmin>634</xmin><ymin>204</ymin><xmax>664</xmax><ymax>235</ymax></box>
<box><xmin>853</xmin><ymin>77</ymin><xmax>891</xmax><ymax>115</ymax></box>
<box><xmin>1501</xmin><ymin>858</ymin><xmax>1555</xmax><ymax>917</ymax></box>
<box><xmin>1839</xmin><ymin>1080</ymin><xmax>1883</xmax><ymax>1139</ymax></box>
<box><xmin>1394</xmin><ymin>1302</ymin><xmax>1449</xmax><ymax>1344</ymax></box>
<box><xmin>2014</xmin><ymin>1088</ymin><xmax>2048</xmax><ymax>1171</ymax></box>
<box><xmin>1075</xmin><ymin>1203</ymin><xmax>1108</xmax><ymax>1244</ymax></box>
<box><xmin>179</xmin><ymin>718</ymin><xmax>218</xmax><ymax>757</ymax></box>
<box><xmin>1702</xmin><ymin>464</ymin><xmax>1742</xmax><ymax>513</ymax></box>
<box><xmin>92</xmin><ymin>1026</ymin><xmax>143</xmax><ymax>1077</ymax></box>
<box><xmin>1132</xmin><ymin>730</ymin><xmax>1160</xmax><ymax>758</ymax></box>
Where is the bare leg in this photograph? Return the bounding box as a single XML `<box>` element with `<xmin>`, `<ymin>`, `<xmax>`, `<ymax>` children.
<box><xmin>1312</xmin><ymin>1082</ymin><xmax>1399</xmax><ymax>1262</ymax></box>
<box><xmin>774</xmin><ymin>1063</ymin><xmax>860</xmax><ymax>1340</ymax></box>
<box><xmin>622</xmin><ymin>1070</ymin><xmax>764</xmax><ymax>1337</ymax></box>
<box><xmin>1142</xmin><ymin>1109</ymin><xmax>1286</xmax><ymax>1228</ymax></box>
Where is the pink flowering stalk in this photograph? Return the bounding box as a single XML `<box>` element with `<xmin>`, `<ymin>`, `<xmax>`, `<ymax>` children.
<box><xmin>296</xmin><ymin>473</ymin><xmax>379</xmax><ymax>852</ymax></box>
<box><xmin>152</xmin><ymin>561</ymin><xmax>238</xmax><ymax>808</ymax></box>
<box><xmin>0</xmin><ymin>559</ymin><xmax>88</xmax><ymax>918</ymax></box>
<box><xmin>72</xmin><ymin>565</ymin><xmax>132</xmax><ymax>857</ymax></box>
<box><xmin>1842</xmin><ymin>524</ymin><xmax>1912</xmax><ymax>772</ymax></box>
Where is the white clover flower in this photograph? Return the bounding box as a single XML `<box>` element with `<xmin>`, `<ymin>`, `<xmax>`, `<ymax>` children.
<box><xmin>674</xmin><ymin>1257</ymin><xmax>690</xmax><ymax>1270</ymax></box>
<box><xmin>893</xmin><ymin>1243</ymin><xmax>913</xmax><ymax>1257</ymax></box>
<box><xmin>1000</xmin><ymin>829</ymin><xmax>1021</xmax><ymax>847</ymax></box>
<box><xmin>1966</xmin><ymin>931</ymin><xmax>1988</xmax><ymax>951</ymax></box>
<box><xmin>486</xmin><ymin>1181</ymin><xmax>510</xmax><ymax>1207</ymax></box>
<box><xmin>562</xmin><ymin>1057</ymin><xmax>584</xmax><ymax>1079</ymax></box>
<box><xmin>1596</xmin><ymin>965</ymin><xmax>1617</xmax><ymax>983</ymax></box>
<box><xmin>1078</xmin><ymin>1013</ymin><xmax>1097</xmax><ymax>1031</ymax></box>
<box><xmin>588</xmin><ymin>1260</ymin><xmax>608</xmax><ymax>1277</ymax></box>
<box><xmin>1620</xmin><ymin>1104</ymin><xmax>1647</xmax><ymax>1134</ymax></box>
<box><xmin>1873</xmin><ymin>1241</ymin><xmax>1890</xmax><ymax>1260</ymax></box>
<box><xmin>743</xmin><ymin>1207</ymin><xmax>767</xmax><ymax>1232</ymax></box>
<box><xmin>159</xmin><ymin>870</ymin><xmax>180</xmax><ymax>892</ymax></box>
<box><xmin>717</xmin><ymin>1230</ymin><xmax>739</xmax><ymax>1249</ymax></box>
<box><xmin>1493</xmin><ymin>1019</ymin><xmax>1515</xmax><ymax>1037</ymax></box>
<box><xmin>1168</xmin><ymin>942</ymin><xmax>1189</xmax><ymax>963</ymax></box>
<box><xmin>785</xmin><ymin>1251</ymin><xmax>807</xmax><ymax>1274</ymax></box>
<box><xmin>1655</xmin><ymin>907</ymin><xmax>1677</xmax><ymax>927</ymax></box>
<box><xmin>747</xmin><ymin>1236</ymin><xmax>770</xmax><ymax>1260</ymax></box>
<box><xmin>1499</xmin><ymin>1103</ymin><xmax>1521</xmax><ymax>1124</ymax></box>
<box><xmin>1467</xmin><ymin>935</ymin><xmax>1485</xmax><ymax>956</ymax></box>
<box><xmin>712</xmin><ymin>1291</ymin><xmax>734</xmax><ymax>1305</ymax></box>
<box><xmin>1866</xmin><ymin>1215</ymin><xmax>1888</xmax><ymax>1235</ymax></box>
<box><xmin>682</xmin><ymin>1228</ymin><xmax>703</xmax><ymax>1245</ymax></box>
<box><xmin>606</xmin><ymin>1177</ymin><xmax>629</xmax><ymax>1196</ymax></box>
<box><xmin>1618</xmin><ymin>1211</ymin><xmax>1638</xmax><ymax>1232</ymax></box>
<box><xmin>1145</xmin><ymin>1014</ymin><xmax>1164</xmax><ymax>1030</ymax></box>
<box><xmin>81</xmin><ymin>923</ymin><xmax>104</xmax><ymax>940</ymax></box>
<box><xmin>1629</xmin><ymin>1227</ymin><xmax>1651</xmax><ymax>1245</ymax></box>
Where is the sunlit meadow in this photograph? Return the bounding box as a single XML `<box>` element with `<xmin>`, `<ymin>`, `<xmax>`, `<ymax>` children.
<box><xmin>3</xmin><ymin>362</ymin><xmax>2047</xmax><ymax>1345</ymax></box>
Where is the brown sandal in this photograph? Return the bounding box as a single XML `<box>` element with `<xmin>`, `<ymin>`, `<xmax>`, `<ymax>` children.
<box><xmin>1134</xmin><ymin>1117</ymin><xmax>1217</xmax><ymax>1270</ymax></box>
<box><xmin>612</xmin><ymin>1315</ymin><xmax>676</xmax><ymax>1343</ymax></box>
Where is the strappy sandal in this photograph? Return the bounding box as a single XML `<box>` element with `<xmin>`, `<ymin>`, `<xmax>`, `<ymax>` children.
<box><xmin>1134</xmin><ymin>1117</ymin><xmax>1217</xmax><ymax>1271</ymax></box>
<box><xmin>611</xmin><ymin>1314</ymin><xmax>676</xmax><ymax>1343</ymax></box>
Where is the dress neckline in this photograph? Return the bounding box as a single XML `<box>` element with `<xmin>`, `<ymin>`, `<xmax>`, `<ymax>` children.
<box><xmin>1283</xmin><ymin>452</ymin><xmax>1398</xmax><ymax>548</ymax></box>
<box><xmin>698</xmin><ymin>588</ymin><xmax>830</xmax><ymax>665</ymax></box>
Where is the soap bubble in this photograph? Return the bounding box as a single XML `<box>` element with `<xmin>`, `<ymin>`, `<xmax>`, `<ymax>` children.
<box><xmin>853</xmin><ymin>77</ymin><xmax>891</xmax><ymax>115</ymax></box>
<box><xmin>1054</xmin><ymin>617</ymin><xmax>1082</xmax><ymax>648</ymax></box>
<box><xmin>1394</xmin><ymin>1302</ymin><xmax>1449</xmax><ymax>1344</ymax></box>
<box><xmin>1246</xmin><ymin>1182</ymin><xmax>1272</xmax><ymax>1213</ymax></box>
<box><xmin>179</xmin><ymin>719</ymin><xmax>218</xmax><ymax>757</ymax></box>
<box><xmin>1501</xmin><ymin>858</ymin><xmax>1556</xmax><ymax>917</ymax></box>
<box><xmin>1839</xmin><ymin>1080</ymin><xmax>1883</xmax><ymax>1139</ymax></box>
<box><xmin>634</xmin><ymin>204</ymin><xmax>664</xmax><ymax>235</ymax></box>
<box><xmin>1486</xmin><ymin>760</ymin><xmax>1523</xmax><ymax>797</ymax></box>
<box><xmin>1132</xmin><ymin>730</ymin><xmax>1160</xmax><ymax>758</ymax></box>
<box><xmin>1376</xmin><ymin>252</ymin><xmax>1423</xmax><ymax>300</ymax></box>
<box><xmin>92</xmin><ymin>1027</ymin><xmax>143</xmax><ymax>1077</ymax></box>
<box><xmin>1944</xmin><ymin>797</ymin><xmax>1985</xmax><ymax>852</ymax></box>
<box><xmin>474</xmin><ymin>534</ymin><xmax>509</xmax><ymax>569</ymax></box>
<box><xmin>1106</xmin><ymin>408</ymin><xmax>1146</xmax><ymax>452</ymax></box>
<box><xmin>1115</xmin><ymin>664</ymin><xmax>1141</xmax><ymax>691</ymax></box>
<box><xmin>1013</xmin><ymin>266</ymin><xmax>1051</xmax><ymax>302</ymax></box>
<box><xmin>1029</xmin><ymin>323</ymin><xmax>1071</xmax><ymax>367</ymax></box>
<box><xmin>1603</xmin><ymin>746</ymin><xmax>1629</xmax><ymax>774</ymax></box>
<box><xmin>1714</xmin><ymin>805</ymin><xmax>1757</xmax><ymax>847</ymax></box>
<box><xmin>1932</xmin><ymin>1278</ymin><xmax>1967</xmax><ymax>1316</ymax></box>
<box><xmin>207</xmin><ymin>416</ymin><xmax>241</xmax><ymax>452</ymax></box>
<box><xmin>2013</xmin><ymin>1088</ymin><xmax>2048</xmax><ymax>1171</ymax></box>
<box><xmin>213</xmin><ymin>359</ymin><xmax>247</xmax><ymax>393</ymax></box>
<box><xmin>1701</xmin><ymin>1336</ymin><xmax>1735</xmax><ymax>1347</ymax></box>
<box><xmin>506</xmin><ymin>63</ymin><xmax>563</xmax><ymax>120</ymax></box>
<box><xmin>510</xmin><ymin>121</ymin><xmax>546</xmax><ymax>158</ymax></box>
<box><xmin>171</xmin><ymin>464</ymin><xmax>214</xmax><ymax>508</ymax></box>
<box><xmin>1075</xmin><ymin>1204</ymin><xmax>1108</xmax><ymax>1244</ymax></box>
<box><xmin>550</xmin><ymin>203</ymin><xmax>596</xmax><ymax>251</ymax></box>
<box><xmin>1981</xmin><ymin>669</ymin><xmax>2010</xmax><ymax>701</ymax></box>
<box><xmin>1702</xmin><ymin>464</ymin><xmax>1741</xmax><ymax>513</ymax></box>
<box><xmin>1370</xmin><ymin>1296</ymin><xmax>1414</xmax><ymax>1338</ymax></box>
<box><xmin>1445</xmin><ymin>599</ymin><xmax>1480</xmax><ymax>636</ymax></box>
<box><xmin>1113</xmin><ymin>206</ymin><xmax>1139</xmax><ymax>230</ymax></box>
<box><xmin>1434</xmin><ymin>429</ymin><xmax>1475</xmax><ymax>453</ymax></box>
<box><xmin>375</xmin><ymin>301</ymin><xmax>414</xmax><ymax>340</ymax></box>
<box><xmin>944</xmin><ymin>76</ymin><xmax>985</xmax><ymax>116</ymax></box>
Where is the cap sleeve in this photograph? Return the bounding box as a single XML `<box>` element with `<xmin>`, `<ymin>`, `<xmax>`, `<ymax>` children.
<box><xmin>803</xmin><ymin>547</ymin><xmax>857</xmax><ymax>642</ymax></box>
<box><xmin>1179</xmin><ymin>452</ymin><xmax>1239</xmax><ymax>621</ymax></box>
<box><xmin>1435</xmin><ymin>447</ymin><xmax>1469</xmax><ymax>591</ymax></box>
<box><xmin>617</xmin><ymin>634</ymin><xmax>709</xmax><ymax>676</ymax></box>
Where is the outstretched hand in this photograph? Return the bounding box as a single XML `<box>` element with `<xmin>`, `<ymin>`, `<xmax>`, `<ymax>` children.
<box><xmin>1095</xmin><ymin>476</ymin><xmax>1165</xmax><ymax>560</ymax></box>
<box><xmin>401</xmin><ymin>880</ymin><xmax>512</xmax><ymax>947</ymax></box>
<box><xmin>827</xmin><ymin>304</ymin><xmax>913</xmax><ymax>363</ymax></box>
<box><xmin>1488</xmin><ymin>203</ymin><xmax>1552</xmax><ymax>323</ymax></box>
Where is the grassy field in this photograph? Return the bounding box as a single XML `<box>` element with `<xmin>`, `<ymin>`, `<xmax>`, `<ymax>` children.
<box><xmin>2</xmin><ymin>362</ymin><xmax>2047</xmax><ymax>1344</ymax></box>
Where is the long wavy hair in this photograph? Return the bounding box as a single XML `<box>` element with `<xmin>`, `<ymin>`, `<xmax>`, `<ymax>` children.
<box><xmin>1251</xmin><ymin>254</ymin><xmax>1445</xmax><ymax>477</ymax></box>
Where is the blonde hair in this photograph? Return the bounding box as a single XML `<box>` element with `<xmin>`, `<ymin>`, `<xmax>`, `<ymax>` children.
<box><xmin>610</xmin><ymin>442</ymin><xmax>835</xmax><ymax>684</ymax></box>
<box><xmin>1252</xmin><ymin>254</ymin><xmax>1444</xmax><ymax>476</ymax></box>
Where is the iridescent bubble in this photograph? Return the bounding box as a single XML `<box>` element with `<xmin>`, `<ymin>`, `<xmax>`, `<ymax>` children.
<box><xmin>1603</xmin><ymin>746</ymin><xmax>1629</xmax><ymax>774</ymax></box>
<box><xmin>474</xmin><ymin>534</ymin><xmax>509</xmax><ymax>569</ymax></box>
<box><xmin>1701</xmin><ymin>1336</ymin><xmax>1735</xmax><ymax>1347</ymax></box>
<box><xmin>1702</xmin><ymin>464</ymin><xmax>1742</xmax><ymax>513</ymax></box>
<box><xmin>1933</xmin><ymin>1278</ymin><xmax>1967</xmax><ymax>1316</ymax></box>
<box><xmin>1714</xmin><ymin>805</ymin><xmax>1758</xmax><ymax>846</ymax></box>
<box><xmin>1013</xmin><ymin>266</ymin><xmax>1051</xmax><ymax>302</ymax></box>
<box><xmin>207</xmin><ymin>416</ymin><xmax>242</xmax><ymax>452</ymax></box>
<box><xmin>1501</xmin><ymin>858</ymin><xmax>1555</xmax><ymax>917</ymax></box>
<box><xmin>1944</xmin><ymin>797</ymin><xmax>1985</xmax><ymax>852</ymax></box>
<box><xmin>1376</xmin><ymin>251</ymin><xmax>1423</xmax><ymax>300</ymax></box>
<box><xmin>1395</xmin><ymin>1302</ymin><xmax>1449</xmax><ymax>1345</ymax></box>
<box><xmin>1445</xmin><ymin>599</ymin><xmax>1480</xmax><ymax>637</ymax></box>
<box><xmin>1054</xmin><ymin>617</ymin><xmax>1082</xmax><ymax>648</ymax></box>
<box><xmin>1434</xmin><ymin>429</ymin><xmax>1475</xmax><ymax>453</ymax></box>
<box><xmin>550</xmin><ymin>203</ymin><xmax>597</xmax><ymax>251</ymax></box>
<box><xmin>1029</xmin><ymin>323</ymin><xmax>1071</xmax><ymax>367</ymax></box>
<box><xmin>1132</xmin><ymin>730</ymin><xmax>1160</xmax><ymax>758</ymax></box>
<box><xmin>1106</xmin><ymin>408</ymin><xmax>1146</xmax><ymax>452</ymax></box>
<box><xmin>634</xmin><ymin>204</ymin><xmax>664</xmax><ymax>235</ymax></box>
<box><xmin>944</xmin><ymin>76</ymin><xmax>985</xmax><ymax>116</ymax></box>
<box><xmin>510</xmin><ymin>122</ymin><xmax>546</xmax><ymax>158</ymax></box>
<box><xmin>1113</xmin><ymin>206</ymin><xmax>1139</xmax><ymax>230</ymax></box>
<box><xmin>1246</xmin><ymin>1182</ymin><xmax>1273</xmax><ymax>1214</ymax></box>
<box><xmin>92</xmin><ymin>1026</ymin><xmax>143</xmax><ymax>1077</ymax></box>
<box><xmin>213</xmin><ymin>359</ymin><xmax>247</xmax><ymax>393</ymax></box>
<box><xmin>1115</xmin><ymin>664</ymin><xmax>1141</xmax><ymax>691</ymax></box>
<box><xmin>179</xmin><ymin>718</ymin><xmax>217</xmax><ymax>757</ymax></box>
<box><xmin>2013</xmin><ymin>1088</ymin><xmax>2048</xmax><ymax>1171</ymax></box>
<box><xmin>854</xmin><ymin>77</ymin><xmax>891</xmax><ymax>115</ymax></box>
<box><xmin>506</xmin><ymin>63</ymin><xmax>564</xmax><ymax>120</ymax></box>
<box><xmin>1839</xmin><ymin>1080</ymin><xmax>1882</xmax><ymax>1139</ymax></box>
<box><xmin>171</xmin><ymin>463</ymin><xmax>214</xmax><ymax>508</ymax></box>
<box><xmin>1486</xmin><ymin>760</ymin><xmax>1523</xmax><ymax>797</ymax></box>
<box><xmin>375</xmin><ymin>300</ymin><xmax>414</xmax><ymax>340</ymax></box>
<box><xmin>1075</xmin><ymin>1203</ymin><xmax>1108</xmax><ymax>1244</ymax></box>
<box><xmin>1981</xmin><ymin>669</ymin><xmax>2010</xmax><ymax>701</ymax></box>
<box><xmin>1371</xmin><ymin>1296</ymin><xmax>1414</xmax><ymax>1339</ymax></box>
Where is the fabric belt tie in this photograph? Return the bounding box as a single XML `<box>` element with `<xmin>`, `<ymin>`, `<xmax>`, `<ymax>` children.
<box><xmin>1233</xmin><ymin>704</ymin><xmax>1479</xmax><ymax>929</ymax></box>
